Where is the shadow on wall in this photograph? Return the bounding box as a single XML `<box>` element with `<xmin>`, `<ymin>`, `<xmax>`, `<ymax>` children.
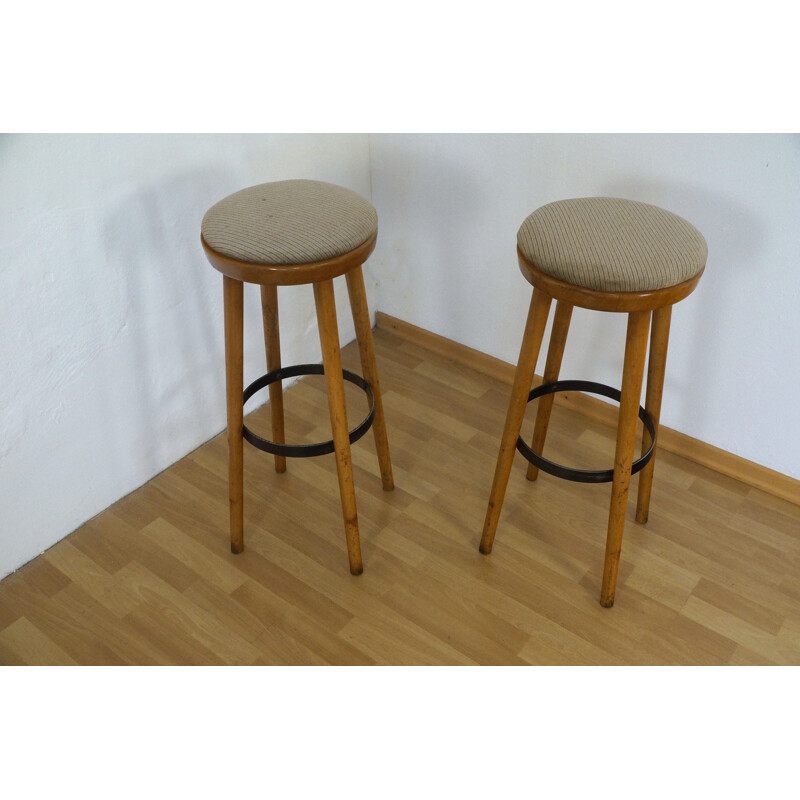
<box><xmin>572</xmin><ymin>178</ymin><xmax>766</xmax><ymax>433</ymax></box>
<box><xmin>100</xmin><ymin>168</ymin><xmax>233</xmax><ymax>481</ymax></box>
<box><xmin>98</xmin><ymin>166</ymin><xmax>361</xmax><ymax>488</ymax></box>
<box><xmin>369</xmin><ymin>137</ymin><xmax>497</xmax><ymax>335</ymax></box>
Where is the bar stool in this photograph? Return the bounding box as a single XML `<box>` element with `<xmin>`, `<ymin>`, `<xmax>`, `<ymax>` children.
<box><xmin>201</xmin><ymin>179</ymin><xmax>394</xmax><ymax>574</ymax></box>
<box><xmin>479</xmin><ymin>197</ymin><xmax>707</xmax><ymax>607</ymax></box>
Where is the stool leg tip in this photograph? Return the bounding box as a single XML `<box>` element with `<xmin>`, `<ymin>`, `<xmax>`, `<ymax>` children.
<box><xmin>350</xmin><ymin>565</ymin><xmax>364</xmax><ymax>576</ymax></box>
<box><xmin>231</xmin><ymin>543</ymin><xmax>244</xmax><ymax>555</ymax></box>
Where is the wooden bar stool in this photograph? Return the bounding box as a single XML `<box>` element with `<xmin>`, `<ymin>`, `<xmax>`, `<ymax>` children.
<box><xmin>201</xmin><ymin>179</ymin><xmax>394</xmax><ymax>574</ymax></box>
<box><xmin>479</xmin><ymin>197</ymin><xmax>707</xmax><ymax>607</ymax></box>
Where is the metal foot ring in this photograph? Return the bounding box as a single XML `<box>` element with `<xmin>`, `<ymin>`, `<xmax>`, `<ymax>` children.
<box><xmin>242</xmin><ymin>363</ymin><xmax>375</xmax><ymax>458</ymax></box>
<box><xmin>516</xmin><ymin>379</ymin><xmax>657</xmax><ymax>484</ymax></box>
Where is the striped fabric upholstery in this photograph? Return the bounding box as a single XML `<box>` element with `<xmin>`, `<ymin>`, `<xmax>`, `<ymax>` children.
<box><xmin>201</xmin><ymin>179</ymin><xmax>378</xmax><ymax>265</ymax></box>
<box><xmin>517</xmin><ymin>198</ymin><xmax>707</xmax><ymax>292</ymax></box>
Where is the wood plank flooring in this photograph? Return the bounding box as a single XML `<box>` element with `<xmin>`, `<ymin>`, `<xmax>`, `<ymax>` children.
<box><xmin>1</xmin><ymin>326</ymin><xmax>799</xmax><ymax>665</ymax></box>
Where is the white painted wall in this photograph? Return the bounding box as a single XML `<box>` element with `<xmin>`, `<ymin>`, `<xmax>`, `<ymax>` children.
<box><xmin>370</xmin><ymin>134</ymin><xmax>800</xmax><ymax>483</ymax></box>
<box><xmin>0</xmin><ymin>134</ymin><xmax>372</xmax><ymax>579</ymax></box>
<box><xmin>2</xmin><ymin>133</ymin><xmax>798</xmax><ymax>580</ymax></box>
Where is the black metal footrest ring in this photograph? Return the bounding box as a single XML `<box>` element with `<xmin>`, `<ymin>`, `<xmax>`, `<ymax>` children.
<box><xmin>242</xmin><ymin>363</ymin><xmax>375</xmax><ymax>459</ymax></box>
<box><xmin>516</xmin><ymin>379</ymin><xmax>656</xmax><ymax>484</ymax></box>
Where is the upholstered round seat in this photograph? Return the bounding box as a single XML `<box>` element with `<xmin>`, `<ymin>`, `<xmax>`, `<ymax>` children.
<box><xmin>517</xmin><ymin>197</ymin><xmax>707</xmax><ymax>292</ymax></box>
<box><xmin>201</xmin><ymin>179</ymin><xmax>378</xmax><ymax>266</ymax></box>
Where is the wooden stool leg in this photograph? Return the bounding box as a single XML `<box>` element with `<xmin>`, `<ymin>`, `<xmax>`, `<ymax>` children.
<box><xmin>223</xmin><ymin>276</ymin><xmax>244</xmax><ymax>554</ymax></box>
<box><xmin>480</xmin><ymin>290</ymin><xmax>552</xmax><ymax>555</ymax></box>
<box><xmin>260</xmin><ymin>284</ymin><xmax>287</xmax><ymax>473</ymax></box>
<box><xmin>345</xmin><ymin>265</ymin><xmax>394</xmax><ymax>491</ymax></box>
<box><xmin>636</xmin><ymin>305</ymin><xmax>672</xmax><ymax>524</ymax></box>
<box><xmin>526</xmin><ymin>300</ymin><xmax>574</xmax><ymax>481</ymax></box>
<box><xmin>600</xmin><ymin>310</ymin><xmax>651</xmax><ymax>607</ymax></box>
<box><xmin>313</xmin><ymin>278</ymin><xmax>363</xmax><ymax>575</ymax></box>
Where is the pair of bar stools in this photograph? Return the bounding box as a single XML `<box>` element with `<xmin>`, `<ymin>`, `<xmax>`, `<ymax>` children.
<box><xmin>201</xmin><ymin>180</ymin><xmax>707</xmax><ymax>607</ymax></box>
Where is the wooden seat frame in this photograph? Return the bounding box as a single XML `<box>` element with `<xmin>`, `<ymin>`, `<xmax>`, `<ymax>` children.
<box><xmin>480</xmin><ymin>247</ymin><xmax>704</xmax><ymax>607</ymax></box>
<box><xmin>202</xmin><ymin>231</ymin><xmax>393</xmax><ymax>575</ymax></box>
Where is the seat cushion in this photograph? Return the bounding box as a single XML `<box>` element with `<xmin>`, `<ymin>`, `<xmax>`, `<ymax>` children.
<box><xmin>201</xmin><ymin>179</ymin><xmax>378</xmax><ymax>265</ymax></box>
<box><xmin>517</xmin><ymin>197</ymin><xmax>707</xmax><ymax>292</ymax></box>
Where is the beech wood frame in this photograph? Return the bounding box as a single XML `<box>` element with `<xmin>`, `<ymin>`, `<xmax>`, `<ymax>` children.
<box><xmin>205</xmin><ymin>235</ymin><xmax>393</xmax><ymax>575</ymax></box>
<box><xmin>480</xmin><ymin>250</ymin><xmax>704</xmax><ymax>607</ymax></box>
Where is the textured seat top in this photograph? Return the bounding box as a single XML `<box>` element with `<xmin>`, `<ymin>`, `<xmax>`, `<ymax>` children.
<box><xmin>201</xmin><ymin>179</ymin><xmax>378</xmax><ymax>265</ymax></box>
<box><xmin>517</xmin><ymin>197</ymin><xmax>707</xmax><ymax>293</ymax></box>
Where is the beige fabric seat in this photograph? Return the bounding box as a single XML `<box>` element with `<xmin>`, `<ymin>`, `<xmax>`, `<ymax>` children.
<box><xmin>201</xmin><ymin>179</ymin><xmax>378</xmax><ymax>266</ymax></box>
<box><xmin>517</xmin><ymin>197</ymin><xmax>707</xmax><ymax>292</ymax></box>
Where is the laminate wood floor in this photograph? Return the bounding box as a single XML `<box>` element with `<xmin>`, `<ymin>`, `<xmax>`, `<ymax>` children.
<box><xmin>2</xmin><ymin>326</ymin><xmax>799</xmax><ymax>665</ymax></box>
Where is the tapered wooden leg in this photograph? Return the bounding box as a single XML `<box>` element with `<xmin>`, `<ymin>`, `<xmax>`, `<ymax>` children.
<box><xmin>600</xmin><ymin>310</ymin><xmax>651</xmax><ymax>607</ymax></box>
<box><xmin>526</xmin><ymin>300</ymin><xmax>574</xmax><ymax>481</ymax></box>
<box><xmin>636</xmin><ymin>305</ymin><xmax>672</xmax><ymax>524</ymax></box>
<box><xmin>260</xmin><ymin>284</ymin><xmax>287</xmax><ymax>473</ymax></box>
<box><xmin>313</xmin><ymin>279</ymin><xmax>363</xmax><ymax>575</ymax></box>
<box><xmin>345</xmin><ymin>265</ymin><xmax>394</xmax><ymax>491</ymax></box>
<box><xmin>223</xmin><ymin>276</ymin><xmax>244</xmax><ymax>554</ymax></box>
<box><xmin>480</xmin><ymin>290</ymin><xmax>553</xmax><ymax>555</ymax></box>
